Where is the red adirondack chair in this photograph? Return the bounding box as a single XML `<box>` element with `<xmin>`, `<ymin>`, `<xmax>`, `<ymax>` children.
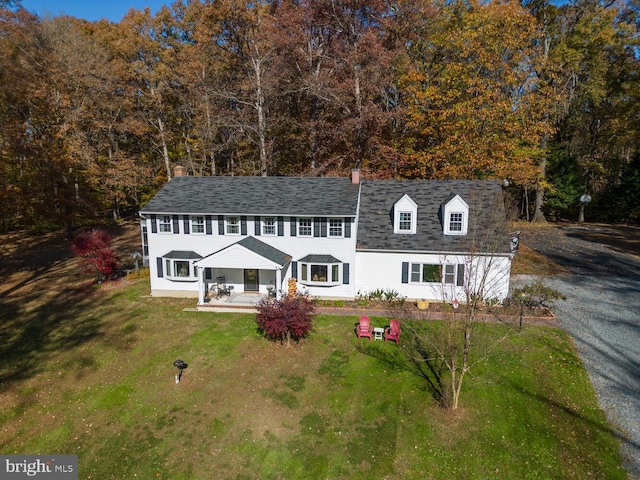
<box><xmin>356</xmin><ymin>316</ymin><xmax>372</xmax><ymax>340</ymax></box>
<box><xmin>384</xmin><ymin>319</ymin><xmax>401</xmax><ymax>344</ymax></box>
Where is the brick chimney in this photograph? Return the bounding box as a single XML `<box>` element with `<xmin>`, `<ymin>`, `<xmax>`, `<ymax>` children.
<box><xmin>173</xmin><ymin>165</ymin><xmax>186</xmax><ymax>177</ymax></box>
<box><xmin>351</xmin><ymin>168</ymin><xmax>360</xmax><ymax>184</ymax></box>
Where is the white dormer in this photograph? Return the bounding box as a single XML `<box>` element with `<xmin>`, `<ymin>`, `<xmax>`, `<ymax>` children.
<box><xmin>393</xmin><ymin>194</ymin><xmax>418</xmax><ymax>234</ymax></box>
<box><xmin>442</xmin><ymin>194</ymin><xmax>469</xmax><ymax>235</ymax></box>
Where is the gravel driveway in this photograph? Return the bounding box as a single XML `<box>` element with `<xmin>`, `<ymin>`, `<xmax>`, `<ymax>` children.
<box><xmin>516</xmin><ymin>224</ymin><xmax>640</xmax><ymax>479</ymax></box>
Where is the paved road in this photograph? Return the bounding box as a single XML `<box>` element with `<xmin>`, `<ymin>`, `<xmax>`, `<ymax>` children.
<box><xmin>517</xmin><ymin>224</ymin><xmax>640</xmax><ymax>479</ymax></box>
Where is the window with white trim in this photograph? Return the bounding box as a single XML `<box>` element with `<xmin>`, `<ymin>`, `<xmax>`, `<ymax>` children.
<box><xmin>449</xmin><ymin>213</ymin><xmax>463</xmax><ymax>233</ymax></box>
<box><xmin>164</xmin><ymin>259</ymin><xmax>196</xmax><ymax>280</ymax></box>
<box><xmin>328</xmin><ymin>218</ymin><xmax>343</xmax><ymax>237</ymax></box>
<box><xmin>191</xmin><ymin>216</ymin><xmax>205</xmax><ymax>234</ymax></box>
<box><xmin>443</xmin><ymin>264</ymin><xmax>465</xmax><ymax>286</ymax></box>
<box><xmin>398</xmin><ymin>212</ymin><xmax>413</xmax><ymax>232</ymax></box>
<box><xmin>262</xmin><ymin>217</ymin><xmax>276</xmax><ymax>236</ymax></box>
<box><xmin>159</xmin><ymin>215</ymin><xmax>172</xmax><ymax>233</ymax></box>
<box><xmin>409</xmin><ymin>263</ymin><xmax>465</xmax><ymax>287</ymax></box>
<box><xmin>442</xmin><ymin>194</ymin><xmax>468</xmax><ymax>235</ymax></box>
<box><xmin>298</xmin><ymin>218</ymin><xmax>312</xmax><ymax>237</ymax></box>
<box><xmin>300</xmin><ymin>262</ymin><xmax>341</xmax><ymax>285</ymax></box>
<box><xmin>226</xmin><ymin>216</ymin><xmax>240</xmax><ymax>235</ymax></box>
<box><xmin>393</xmin><ymin>194</ymin><xmax>417</xmax><ymax>234</ymax></box>
<box><xmin>411</xmin><ymin>263</ymin><xmax>440</xmax><ymax>283</ymax></box>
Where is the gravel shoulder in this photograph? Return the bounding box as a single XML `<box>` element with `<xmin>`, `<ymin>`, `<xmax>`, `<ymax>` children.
<box><xmin>516</xmin><ymin>223</ymin><xmax>640</xmax><ymax>479</ymax></box>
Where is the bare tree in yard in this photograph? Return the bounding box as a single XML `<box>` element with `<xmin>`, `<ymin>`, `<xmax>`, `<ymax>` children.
<box><xmin>404</xmin><ymin>189</ymin><xmax>520</xmax><ymax>411</ymax></box>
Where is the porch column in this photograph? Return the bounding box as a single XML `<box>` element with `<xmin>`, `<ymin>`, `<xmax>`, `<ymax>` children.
<box><xmin>197</xmin><ymin>266</ymin><xmax>205</xmax><ymax>305</ymax></box>
<box><xmin>275</xmin><ymin>268</ymin><xmax>282</xmax><ymax>300</ymax></box>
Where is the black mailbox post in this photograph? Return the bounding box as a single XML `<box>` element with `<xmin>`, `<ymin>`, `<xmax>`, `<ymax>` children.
<box><xmin>173</xmin><ymin>359</ymin><xmax>188</xmax><ymax>383</ymax></box>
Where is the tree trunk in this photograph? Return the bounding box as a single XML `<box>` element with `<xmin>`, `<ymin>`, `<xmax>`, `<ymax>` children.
<box><xmin>532</xmin><ymin>132</ymin><xmax>548</xmax><ymax>223</ymax></box>
<box><xmin>157</xmin><ymin>116</ymin><xmax>171</xmax><ymax>180</ymax></box>
<box><xmin>253</xmin><ymin>57</ymin><xmax>268</xmax><ymax>177</ymax></box>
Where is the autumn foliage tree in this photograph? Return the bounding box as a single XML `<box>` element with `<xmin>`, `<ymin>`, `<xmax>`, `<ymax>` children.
<box><xmin>71</xmin><ymin>229</ymin><xmax>120</xmax><ymax>281</ymax></box>
<box><xmin>256</xmin><ymin>293</ymin><xmax>316</xmax><ymax>347</ymax></box>
<box><xmin>0</xmin><ymin>0</ymin><xmax>638</xmax><ymax>230</ymax></box>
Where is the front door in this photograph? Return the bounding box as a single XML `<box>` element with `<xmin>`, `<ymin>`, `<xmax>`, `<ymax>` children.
<box><xmin>244</xmin><ymin>269</ymin><xmax>259</xmax><ymax>292</ymax></box>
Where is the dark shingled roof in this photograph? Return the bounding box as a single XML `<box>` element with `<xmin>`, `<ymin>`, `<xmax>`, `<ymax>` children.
<box><xmin>236</xmin><ymin>237</ymin><xmax>291</xmax><ymax>266</ymax></box>
<box><xmin>140</xmin><ymin>176</ymin><xmax>360</xmax><ymax>217</ymax></box>
<box><xmin>163</xmin><ymin>250</ymin><xmax>202</xmax><ymax>259</ymax></box>
<box><xmin>356</xmin><ymin>180</ymin><xmax>511</xmax><ymax>254</ymax></box>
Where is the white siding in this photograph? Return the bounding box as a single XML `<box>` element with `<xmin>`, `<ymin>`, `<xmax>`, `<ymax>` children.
<box><xmin>355</xmin><ymin>251</ymin><xmax>512</xmax><ymax>302</ymax></box>
<box><xmin>145</xmin><ymin>216</ymin><xmax>357</xmax><ymax>299</ymax></box>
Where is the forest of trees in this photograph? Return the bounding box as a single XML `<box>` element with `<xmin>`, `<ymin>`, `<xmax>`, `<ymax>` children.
<box><xmin>0</xmin><ymin>0</ymin><xmax>638</xmax><ymax>232</ymax></box>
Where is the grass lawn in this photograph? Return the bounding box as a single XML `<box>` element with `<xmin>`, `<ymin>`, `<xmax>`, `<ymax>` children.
<box><xmin>0</xmin><ymin>278</ymin><xmax>628</xmax><ymax>479</ymax></box>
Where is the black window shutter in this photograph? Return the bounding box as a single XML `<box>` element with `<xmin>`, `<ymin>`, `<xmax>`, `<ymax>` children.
<box><xmin>314</xmin><ymin>218</ymin><xmax>320</xmax><ymax>237</ymax></box>
<box><xmin>254</xmin><ymin>216</ymin><xmax>261</xmax><ymax>235</ymax></box>
<box><xmin>401</xmin><ymin>262</ymin><xmax>409</xmax><ymax>284</ymax></box>
<box><xmin>277</xmin><ymin>216</ymin><xmax>284</xmax><ymax>236</ymax></box>
<box><xmin>157</xmin><ymin>257</ymin><xmax>164</xmax><ymax>278</ymax></box>
<box><xmin>218</xmin><ymin>215</ymin><xmax>224</xmax><ymax>235</ymax></box>
<box><xmin>205</xmin><ymin>215</ymin><xmax>212</xmax><ymax>235</ymax></box>
<box><xmin>343</xmin><ymin>263</ymin><xmax>350</xmax><ymax>284</ymax></box>
<box><xmin>183</xmin><ymin>216</ymin><xmax>190</xmax><ymax>234</ymax></box>
<box><xmin>290</xmin><ymin>217</ymin><xmax>297</xmax><ymax>236</ymax></box>
<box><xmin>292</xmin><ymin>261</ymin><xmax>298</xmax><ymax>279</ymax></box>
<box><xmin>345</xmin><ymin>217</ymin><xmax>351</xmax><ymax>238</ymax></box>
<box><xmin>151</xmin><ymin>214</ymin><xmax>157</xmax><ymax>233</ymax></box>
<box><xmin>172</xmin><ymin>215</ymin><xmax>180</xmax><ymax>234</ymax></box>
<box><xmin>320</xmin><ymin>217</ymin><xmax>327</xmax><ymax>237</ymax></box>
<box><xmin>241</xmin><ymin>216</ymin><xmax>247</xmax><ymax>235</ymax></box>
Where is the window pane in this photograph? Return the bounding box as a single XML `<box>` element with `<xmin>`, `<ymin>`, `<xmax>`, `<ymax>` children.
<box><xmin>332</xmin><ymin>264</ymin><xmax>339</xmax><ymax>282</ymax></box>
<box><xmin>298</xmin><ymin>218</ymin><xmax>312</xmax><ymax>236</ymax></box>
<box><xmin>263</xmin><ymin>217</ymin><xmax>276</xmax><ymax>235</ymax></box>
<box><xmin>443</xmin><ymin>264</ymin><xmax>455</xmax><ymax>284</ymax></box>
<box><xmin>311</xmin><ymin>264</ymin><xmax>327</xmax><ymax>282</ymax></box>
<box><xmin>329</xmin><ymin>219</ymin><xmax>343</xmax><ymax>237</ymax></box>
<box><xmin>422</xmin><ymin>264</ymin><xmax>440</xmax><ymax>282</ymax></box>
<box><xmin>175</xmin><ymin>261</ymin><xmax>190</xmax><ymax>277</ymax></box>
<box><xmin>399</xmin><ymin>212</ymin><xmax>412</xmax><ymax>231</ymax></box>
<box><xmin>227</xmin><ymin>216</ymin><xmax>239</xmax><ymax>234</ymax></box>
<box><xmin>192</xmin><ymin>216</ymin><xmax>204</xmax><ymax>233</ymax></box>
<box><xmin>410</xmin><ymin>263</ymin><xmax>420</xmax><ymax>282</ymax></box>
<box><xmin>301</xmin><ymin>263</ymin><xmax>307</xmax><ymax>281</ymax></box>
<box><xmin>449</xmin><ymin>213</ymin><xmax>463</xmax><ymax>232</ymax></box>
<box><xmin>456</xmin><ymin>264</ymin><xmax>465</xmax><ymax>287</ymax></box>
<box><xmin>160</xmin><ymin>215</ymin><xmax>172</xmax><ymax>232</ymax></box>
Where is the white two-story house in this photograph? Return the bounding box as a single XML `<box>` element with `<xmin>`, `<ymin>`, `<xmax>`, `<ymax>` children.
<box><xmin>139</xmin><ymin>169</ymin><xmax>515</xmax><ymax>305</ymax></box>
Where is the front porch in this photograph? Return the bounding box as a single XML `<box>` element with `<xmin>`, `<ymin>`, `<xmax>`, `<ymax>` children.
<box><xmin>194</xmin><ymin>236</ymin><xmax>291</xmax><ymax>307</ymax></box>
<box><xmin>196</xmin><ymin>292</ymin><xmax>268</xmax><ymax>313</ymax></box>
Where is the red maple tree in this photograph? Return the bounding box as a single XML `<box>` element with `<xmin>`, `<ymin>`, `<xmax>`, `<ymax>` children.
<box><xmin>71</xmin><ymin>229</ymin><xmax>120</xmax><ymax>281</ymax></box>
<box><xmin>256</xmin><ymin>293</ymin><xmax>316</xmax><ymax>347</ymax></box>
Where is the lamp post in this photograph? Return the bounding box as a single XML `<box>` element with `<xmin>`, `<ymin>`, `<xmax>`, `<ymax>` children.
<box><xmin>578</xmin><ymin>194</ymin><xmax>591</xmax><ymax>223</ymax></box>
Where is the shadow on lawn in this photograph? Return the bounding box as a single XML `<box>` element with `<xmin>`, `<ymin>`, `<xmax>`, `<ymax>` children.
<box><xmin>0</xmin><ymin>223</ymin><xmax>141</xmax><ymax>386</ymax></box>
<box><xmin>355</xmin><ymin>328</ymin><xmax>449</xmax><ymax>408</ymax></box>
<box><xmin>0</xmin><ymin>287</ymin><xmax>109</xmax><ymax>385</ymax></box>
<box><xmin>503</xmin><ymin>378</ymin><xmax>640</xmax><ymax>451</ymax></box>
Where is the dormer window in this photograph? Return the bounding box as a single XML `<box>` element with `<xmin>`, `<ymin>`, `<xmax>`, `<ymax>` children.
<box><xmin>449</xmin><ymin>212</ymin><xmax>463</xmax><ymax>232</ymax></box>
<box><xmin>442</xmin><ymin>194</ymin><xmax>469</xmax><ymax>235</ymax></box>
<box><xmin>398</xmin><ymin>212</ymin><xmax>413</xmax><ymax>232</ymax></box>
<box><xmin>394</xmin><ymin>194</ymin><xmax>417</xmax><ymax>234</ymax></box>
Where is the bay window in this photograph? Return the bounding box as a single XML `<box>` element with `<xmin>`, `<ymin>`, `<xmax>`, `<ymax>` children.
<box><xmin>298</xmin><ymin>255</ymin><xmax>342</xmax><ymax>285</ymax></box>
